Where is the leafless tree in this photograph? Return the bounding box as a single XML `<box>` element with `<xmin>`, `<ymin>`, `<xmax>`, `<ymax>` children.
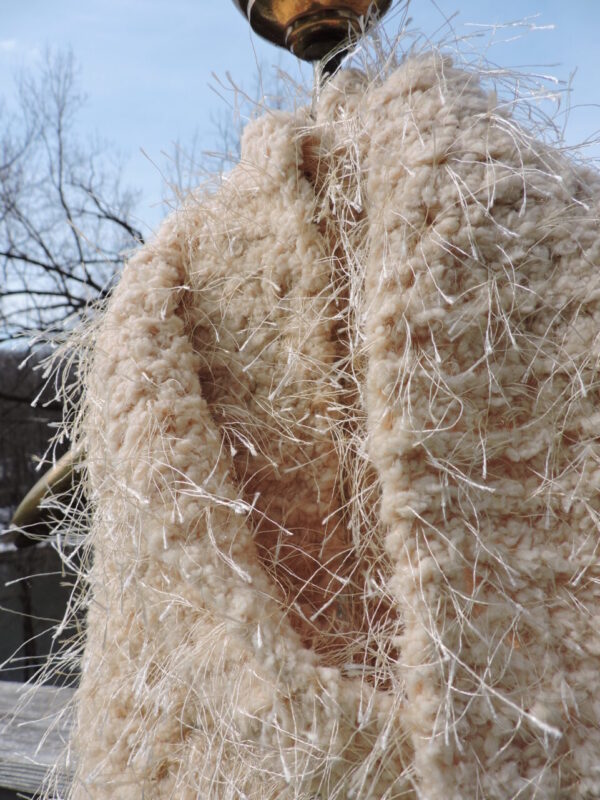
<box><xmin>0</xmin><ymin>54</ymin><xmax>143</xmax><ymax>687</ymax></box>
<box><xmin>0</xmin><ymin>50</ymin><xmax>145</xmax><ymax>539</ymax></box>
<box><xmin>0</xmin><ymin>50</ymin><xmax>143</xmax><ymax>345</ymax></box>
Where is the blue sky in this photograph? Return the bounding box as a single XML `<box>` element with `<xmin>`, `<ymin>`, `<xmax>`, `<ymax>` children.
<box><xmin>1</xmin><ymin>0</ymin><xmax>599</xmax><ymax>232</ymax></box>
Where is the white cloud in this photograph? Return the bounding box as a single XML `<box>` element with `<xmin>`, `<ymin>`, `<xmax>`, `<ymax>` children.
<box><xmin>0</xmin><ymin>39</ymin><xmax>17</xmax><ymax>53</ymax></box>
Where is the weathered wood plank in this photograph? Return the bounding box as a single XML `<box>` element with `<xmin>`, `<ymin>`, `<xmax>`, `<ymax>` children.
<box><xmin>0</xmin><ymin>680</ymin><xmax>74</xmax><ymax>795</ymax></box>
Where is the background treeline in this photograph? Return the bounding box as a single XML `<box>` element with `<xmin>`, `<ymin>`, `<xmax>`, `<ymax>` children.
<box><xmin>0</xmin><ymin>52</ymin><xmax>140</xmax><ymax>696</ymax></box>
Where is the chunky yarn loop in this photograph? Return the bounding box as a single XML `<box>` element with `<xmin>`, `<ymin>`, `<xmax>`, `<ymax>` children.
<box><xmin>65</xmin><ymin>54</ymin><xmax>600</xmax><ymax>799</ymax></box>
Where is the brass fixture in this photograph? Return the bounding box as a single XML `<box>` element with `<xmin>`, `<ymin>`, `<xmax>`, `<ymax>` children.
<box><xmin>9</xmin><ymin>445</ymin><xmax>84</xmax><ymax>536</ymax></box>
<box><xmin>233</xmin><ymin>1</ymin><xmax>392</xmax><ymax>67</ymax></box>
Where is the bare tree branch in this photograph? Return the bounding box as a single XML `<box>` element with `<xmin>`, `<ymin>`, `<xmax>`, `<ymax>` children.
<box><xmin>0</xmin><ymin>49</ymin><xmax>142</xmax><ymax>345</ymax></box>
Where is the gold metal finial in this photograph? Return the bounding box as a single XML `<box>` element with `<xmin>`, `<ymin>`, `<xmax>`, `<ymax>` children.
<box><xmin>233</xmin><ymin>1</ymin><xmax>392</xmax><ymax>66</ymax></box>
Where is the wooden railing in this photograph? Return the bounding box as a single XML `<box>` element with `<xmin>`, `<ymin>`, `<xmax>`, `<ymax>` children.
<box><xmin>0</xmin><ymin>680</ymin><xmax>74</xmax><ymax>796</ymax></box>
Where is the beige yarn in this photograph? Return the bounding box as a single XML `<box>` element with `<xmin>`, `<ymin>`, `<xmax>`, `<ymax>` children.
<box><xmin>66</xmin><ymin>53</ymin><xmax>600</xmax><ymax>799</ymax></box>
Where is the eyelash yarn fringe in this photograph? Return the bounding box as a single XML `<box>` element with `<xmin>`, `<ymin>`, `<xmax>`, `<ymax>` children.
<box><xmin>42</xmin><ymin>46</ymin><xmax>600</xmax><ymax>800</ymax></box>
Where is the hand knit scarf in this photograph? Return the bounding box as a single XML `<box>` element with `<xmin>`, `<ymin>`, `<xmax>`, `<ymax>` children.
<box><xmin>67</xmin><ymin>53</ymin><xmax>600</xmax><ymax>799</ymax></box>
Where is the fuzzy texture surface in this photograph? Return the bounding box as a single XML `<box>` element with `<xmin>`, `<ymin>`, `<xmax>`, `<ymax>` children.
<box><xmin>66</xmin><ymin>54</ymin><xmax>600</xmax><ymax>799</ymax></box>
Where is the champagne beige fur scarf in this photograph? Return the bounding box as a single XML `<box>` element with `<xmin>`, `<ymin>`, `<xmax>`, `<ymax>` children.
<box><xmin>66</xmin><ymin>53</ymin><xmax>600</xmax><ymax>799</ymax></box>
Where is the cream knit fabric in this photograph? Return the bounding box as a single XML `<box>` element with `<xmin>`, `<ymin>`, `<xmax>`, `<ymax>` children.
<box><xmin>68</xmin><ymin>54</ymin><xmax>600</xmax><ymax>799</ymax></box>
